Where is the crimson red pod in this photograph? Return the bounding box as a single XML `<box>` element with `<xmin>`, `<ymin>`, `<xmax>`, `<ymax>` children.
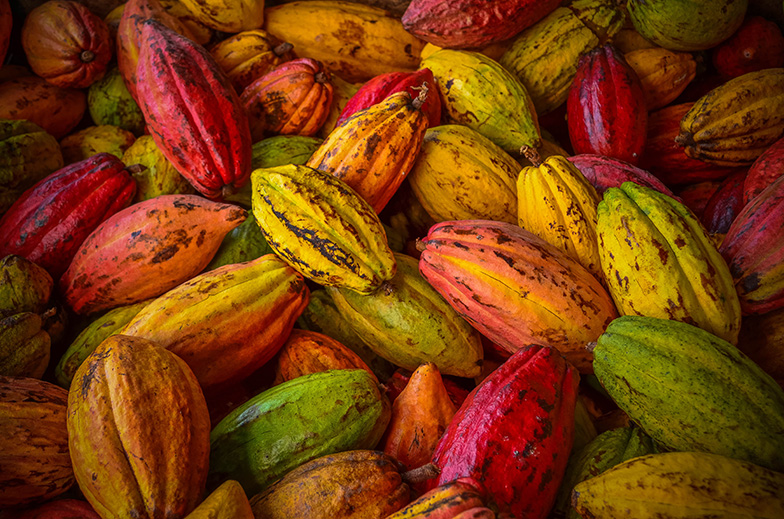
<box><xmin>135</xmin><ymin>19</ymin><xmax>252</xmax><ymax>199</ymax></box>
<box><xmin>712</xmin><ymin>16</ymin><xmax>784</xmax><ymax>79</ymax></box>
<box><xmin>0</xmin><ymin>153</ymin><xmax>135</xmax><ymax>279</ymax></box>
<box><xmin>676</xmin><ymin>181</ymin><xmax>723</xmax><ymax>220</ymax></box>
<box><xmin>336</xmin><ymin>68</ymin><xmax>441</xmax><ymax>128</ymax></box>
<box><xmin>701</xmin><ymin>169</ymin><xmax>747</xmax><ymax>235</ymax></box>
<box><xmin>401</xmin><ymin>0</ymin><xmax>560</xmax><ymax>50</ymax></box>
<box><xmin>567</xmin><ymin>44</ymin><xmax>647</xmax><ymax>165</ymax></box>
<box><xmin>427</xmin><ymin>344</ymin><xmax>579</xmax><ymax>519</ymax></box>
<box><xmin>744</xmin><ymin>136</ymin><xmax>784</xmax><ymax>205</ymax></box>
<box><xmin>568</xmin><ymin>154</ymin><xmax>675</xmax><ymax>197</ymax></box>
<box><xmin>15</xmin><ymin>499</ymin><xmax>101</xmax><ymax>519</ymax></box>
<box><xmin>720</xmin><ymin>173</ymin><xmax>784</xmax><ymax>316</ymax></box>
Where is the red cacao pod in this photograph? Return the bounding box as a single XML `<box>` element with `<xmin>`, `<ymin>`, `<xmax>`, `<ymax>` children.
<box><xmin>0</xmin><ymin>0</ymin><xmax>11</xmax><ymax>67</ymax></box>
<box><xmin>14</xmin><ymin>499</ymin><xmax>100</xmax><ymax>519</ymax></box>
<box><xmin>429</xmin><ymin>344</ymin><xmax>579</xmax><ymax>519</ymax></box>
<box><xmin>641</xmin><ymin>103</ymin><xmax>738</xmax><ymax>185</ymax></box>
<box><xmin>568</xmin><ymin>154</ymin><xmax>675</xmax><ymax>197</ymax></box>
<box><xmin>241</xmin><ymin>58</ymin><xmax>334</xmax><ymax>142</ymax></box>
<box><xmin>712</xmin><ymin>16</ymin><xmax>784</xmax><ymax>79</ymax></box>
<box><xmin>720</xmin><ymin>173</ymin><xmax>784</xmax><ymax>315</ymax></box>
<box><xmin>676</xmin><ymin>180</ymin><xmax>723</xmax><ymax>219</ymax></box>
<box><xmin>336</xmin><ymin>68</ymin><xmax>440</xmax><ymax>128</ymax></box>
<box><xmin>744</xmin><ymin>136</ymin><xmax>784</xmax><ymax>205</ymax></box>
<box><xmin>21</xmin><ymin>0</ymin><xmax>112</xmax><ymax>89</ymax></box>
<box><xmin>567</xmin><ymin>44</ymin><xmax>647</xmax><ymax>165</ymax></box>
<box><xmin>701</xmin><ymin>169</ymin><xmax>747</xmax><ymax>235</ymax></box>
<box><xmin>136</xmin><ymin>19</ymin><xmax>252</xmax><ymax>199</ymax></box>
<box><xmin>401</xmin><ymin>0</ymin><xmax>560</xmax><ymax>50</ymax></box>
<box><xmin>0</xmin><ymin>153</ymin><xmax>136</xmax><ymax>279</ymax></box>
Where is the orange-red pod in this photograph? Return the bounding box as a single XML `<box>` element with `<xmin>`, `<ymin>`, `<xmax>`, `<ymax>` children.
<box><xmin>0</xmin><ymin>0</ymin><xmax>11</xmax><ymax>66</ymax></box>
<box><xmin>701</xmin><ymin>169</ymin><xmax>747</xmax><ymax>235</ymax></box>
<box><xmin>712</xmin><ymin>16</ymin><xmax>784</xmax><ymax>79</ymax></box>
<box><xmin>0</xmin><ymin>76</ymin><xmax>86</xmax><ymax>139</ymax></box>
<box><xmin>428</xmin><ymin>344</ymin><xmax>579</xmax><ymax>519</ymax></box>
<box><xmin>0</xmin><ymin>377</ymin><xmax>74</xmax><ymax>508</ymax></box>
<box><xmin>676</xmin><ymin>180</ymin><xmax>722</xmax><ymax>220</ymax></box>
<box><xmin>745</xmin><ymin>136</ymin><xmax>784</xmax><ymax>205</ymax></box>
<box><xmin>384</xmin><ymin>478</ymin><xmax>488</xmax><ymax>519</ymax></box>
<box><xmin>117</xmin><ymin>0</ymin><xmax>196</xmax><ymax>101</ymax></box>
<box><xmin>567</xmin><ymin>44</ymin><xmax>647</xmax><ymax>166</ymax></box>
<box><xmin>381</xmin><ymin>363</ymin><xmax>456</xmax><ymax>472</ymax></box>
<box><xmin>241</xmin><ymin>58</ymin><xmax>333</xmax><ymax>142</ymax></box>
<box><xmin>21</xmin><ymin>0</ymin><xmax>112</xmax><ymax>89</ymax></box>
<box><xmin>67</xmin><ymin>335</ymin><xmax>210</xmax><ymax>519</ymax></box>
<box><xmin>272</xmin><ymin>329</ymin><xmax>376</xmax><ymax>385</ymax></box>
<box><xmin>641</xmin><ymin>103</ymin><xmax>739</xmax><ymax>186</ymax></box>
<box><xmin>0</xmin><ymin>153</ymin><xmax>136</xmax><ymax>279</ymax></box>
<box><xmin>14</xmin><ymin>499</ymin><xmax>101</xmax><ymax>519</ymax></box>
<box><xmin>136</xmin><ymin>19</ymin><xmax>252</xmax><ymax>199</ymax></box>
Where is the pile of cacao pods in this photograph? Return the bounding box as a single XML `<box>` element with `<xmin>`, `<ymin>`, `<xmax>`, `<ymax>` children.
<box><xmin>2</xmin><ymin>0</ymin><xmax>784</xmax><ymax>517</ymax></box>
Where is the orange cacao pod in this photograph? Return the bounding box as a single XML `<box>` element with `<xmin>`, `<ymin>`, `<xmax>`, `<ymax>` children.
<box><xmin>0</xmin><ymin>76</ymin><xmax>86</xmax><ymax>139</ymax></box>
<box><xmin>21</xmin><ymin>0</ymin><xmax>112</xmax><ymax>89</ymax></box>
<box><xmin>211</xmin><ymin>30</ymin><xmax>294</xmax><ymax>93</ymax></box>
<box><xmin>242</xmin><ymin>58</ymin><xmax>334</xmax><ymax>142</ymax></box>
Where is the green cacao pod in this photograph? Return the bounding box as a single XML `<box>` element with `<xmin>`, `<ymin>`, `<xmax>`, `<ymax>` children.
<box><xmin>327</xmin><ymin>253</ymin><xmax>484</xmax><ymax>378</ymax></box>
<box><xmin>208</xmin><ymin>369</ymin><xmax>390</xmax><ymax>497</ymax></box>
<box><xmin>205</xmin><ymin>212</ymin><xmax>273</xmax><ymax>271</ymax></box>
<box><xmin>0</xmin><ymin>312</ymin><xmax>50</xmax><ymax>378</ymax></box>
<box><xmin>121</xmin><ymin>135</ymin><xmax>195</xmax><ymax>202</ymax></box>
<box><xmin>87</xmin><ymin>67</ymin><xmax>145</xmax><ymax>136</ymax></box>
<box><xmin>60</xmin><ymin>125</ymin><xmax>136</xmax><ymax>165</ymax></box>
<box><xmin>0</xmin><ymin>254</ymin><xmax>53</xmax><ymax>317</ymax></box>
<box><xmin>593</xmin><ymin>315</ymin><xmax>784</xmax><ymax>472</ymax></box>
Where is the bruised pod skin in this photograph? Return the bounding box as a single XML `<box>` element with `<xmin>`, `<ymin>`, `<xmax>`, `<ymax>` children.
<box><xmin>60</xmin><ymin>194</ymin><xmax>247</xmax><ymax>315</ymax></box>
<box><xmin>598</xmin><ymin>182</ymin><xmax>741</xmax><ymax>344</ymax></box>
<box><xmin>21</xmin><ymin>0</ymin><xmax>113</xmax><ymax>89</ymax></box>
<box><xmin>676</xmin><ymin>68</ymin><xmax>784</xmax><ymax>166</ymax></box>
<box><xmin>0</xmin><ymin>377</ymin><xmax>74</xmax><ymax>508</ymax></box>
<box><xmin>418</xmin><ymin>220</ymin><xmax>617</xmax><ymax>373</ymax></box>
<box><xmin>745</xmin><ymin>136</ymin><xmax>784</xmax><ymax>204</ymax></box>
<box><xmin>0</xmin><ymin>153</ymin><xmax>136</xmax><ymax>279</ymax></box>
<box><xmin>120</xmin><ymin>254</ymin><xmax>310</xmax><ymax>389</ymax></box>
<box><xmin>420</xmin><ymin>50</ymin><xmax>541</xmax><ymax>155</ymax></box>
<box><xmin>242</xmin><ymin>58</ymin><xmax>334</xmax><ymax>142</ymax></box>
<box><xmin>593</xmin><ymin>316</ymin><xmax>784</xmax><ymax>471</ymax></box>
<box><xmin>136</xmin><ymin>19</ymin><xmax>252</xmax><ymax>199</ymax></box>
<box><xmin>567</xmin><ymin>154</ymin><xmax>675</xmax><ymax>197</ymax></box>
<box><xmin>720</xmin><ymin>174</ymin><xmax>784</xmax><ymax>315</ymax></box>
<box><xmin>402</xmin><ymin>0</ymin><xmax>560</xmax><ymax>50</ymax></box>
<box><xmin>571</xmin><ymin>452</ymin><xmax>784</xmax><ymax>519</ymax></box>
<box><xmin>336</xmin><ymin>68</ymin><xmax>441</xmax><ymax>128</ymax></box>
<box><xmin>429</xmin><ymin>345</ymin><xmax>579</xmax><ymax>519</ymax></box>
<box><xmin>307</xmin><ymin>89</ymin><xmax>429</xmax><ymax>214</ymax></box>
<box><xmin>567</xmin><ymin>44</ymin><xmax>647</xmax><ymax>166</ymax></box>
<box><xmin>67</xmin><ymin>335</ymin><xmax>211</xmax><ymax>519</ymax></box>
<box><xmin>209</xmin><ymin>370</ymin><xmax>391</xmax><ymax>497</ymax></box>
<box><xmin>251</xmin><ymin>164</ymin><xmax>396</xmax><ymax>294</ymax></box>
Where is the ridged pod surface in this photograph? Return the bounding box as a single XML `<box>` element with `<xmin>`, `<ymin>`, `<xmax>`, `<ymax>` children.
<box><xmin>383</xmin><ymin>478</ymin><xmax>486</xmax><ymax>519</ymax></box>
<box><xmin>13</xmin><ymin>499</ymin><xmax>100</xmax><ymax>519</ymax></box>
<box><xmin>407</xmin><ymin>124</ymin><xmax>520</xmax><ymax>224</ymax></box>
<box><xmin>209</xmin><ymin>369</ymin><xmax>390</xmax><ymax>497</ymax></box>
<box><xmin>307</xmin><ymin>89</ymin><xmax>428</xmax><ymax>213</ymax></box>
<box><xmin>720</xmin><ymin>174</ymin><xmax>784</xmax><ymax>315</ymax></box>
<box><xmin>624</xmin><ymin>47</ymin><xmax>696</xmax><ymax>110</ymax></box>
<box><xmin>0</xmin><ymin>153</ymin><xmax>135</xmax><ymax>279</ymax></box>
<box><xmin>401</xmin><ymin>0</ymin><xmax>559</xmax><ymax>50</ymax></box>
<box><xmin>210</xmin><ymin>29</ymin><xmax>294</xmax><ymax>92</ymax></box>
<box><xmin>120</xmin><ymin>254</ymin><xmax>310</xmax><ymax>388</ymax></box>
<box><xmin>336</xmin><ymin>68</ymin><xmax>440</xmax><ymax>128</ymax></box>
<box><xmin>121</xmin><ymin>135</ymin><xmax>195</xmax><ymax>202</ymax></box>
<box><xmin>327</xmin><ymin>253</ymin><xmax>483</xmax><ymax>378</ymax></box>
<box><xmin>0</xmin><ymin>312</ymin><xmax>50</xmax><ymax>378</ymax></box>
<box><xmin>60</xmin><ymin>194</ymin><xmax>246</xmax><ymax>315</ymax></box>
<box><xmin>701</xmin><ymin>169</ymin><xmax>746</xmax><ymax>235</ymax></box>
<box><xmin>87</xmin><ymin>67</ymin><xmax>146</xmax><ymax>136</ymax></box>
<box><xmin>598</xmin><ymin>182</ymin><xmax>741</xmax><ymax>343</ymax></box>
<box><xmin>67</xmin><ymin>335</ymin><xmax>210</xmax><ymax>519</ymax></box>
<box><xmin>420</xmin><ymin>50</ymin><xmax>540</xmax><ymax>155</ymax></box>
<box><xmin>554</xmin><ymin>426</ymin><xmax>654</xmax><ymax>519</ymax></box>
<box><xmin>499</xmin><ymin>0</ymin><xmax>624</xmax><ymax>115</ymax></box>
<box><xmin>249</xmin><ymin>450</ymin><xmax>411</xmax><ymax>519</ymax></box>
<box><xmin>59</xmin><ymin>125</ymin><xmax>137</xmax><ymax>165</ymax></box>
<box><xmin>677</xmin><ymin>68</ymin><xmax>784</xmax><ymax>166</ymax></box>
<box><xmin>567</xmin><ymin>154</ymin><xmax>674</xmax><ymax>197</ymax></box>
<box><xmin>572</xmin><ymin>452</ymin><xmax>784</xmax><ymax>518</ymax></box>
<box><xmin>627</xmin><ymin>0</ymin><xmax>748</xmax><ymax>52</ymax></box>
<box><xmin>0</xmin><ymin>254</ymin><xmax>53</xmax><ymax>317</ymax></box>
<box><xmin>251</xmin><ymin>164</ymin><xmax>396</xmax><ymax>294</ymax></box>
<box><xmin>0</xmin><ymin>377</ymin><xmax>73</xmax><ymax>508</ymax></box>
<box><xmin>262</xmin><ymin>1</ymin><xmax>425</xmax><ymax>83</ymax></box>
<box><xmin>0</xmin><ymin>76</ymin><xmax>86</xmax><ymax>140</ymax></box>
<box><xmin>177</xmin><ymin>0</ymin><xmax>264</xmax><ymax>33</ymax></box>
<box><xmin>567</xmin><ymin>44</ymin><xmax>647</xmax><ymax>165</ymax></box>
<box><xmin>418</xmin><ymin>220</ymin><xmax>617</xmax><ymax>372</ymax></box>
<box><xmin>738</xmin><ymin>306</ymin><xmax>784</xmax><ymax>389</ymax></box>
<box><xmin>593</xmin><ymin>315</ymin><xmax>784</xmax><ymax>471</ymax></box>
<box><xmin>186</xmin><ymin>480</ymin><xmax>254</xmax><ymax>519</ymax></box>
<box><xmin>242</xmin><ymin>58</ymin><xmax>333</xmax><ymax>142</ymax></box>
<box><xmin>744</xmin><ymin>136</ymin><xmax>784</xmax><ymax>204</ymax></box>
<box><xmin>0</xmin><ymin>0</ymin><xmax>9</xmax><ymax>67</ymax></box>
<box><xmin>517</xmin><ymin>152</ymin><xmax>601</xmax><ymax>278</ymax></box>
<box><xmin>430</xmin><ymin>345</ymin><xmax>579</xmax><ymax>519</ymax></box>
<box><xmin>136</xmin><ymin>19</ymin><xmax>252</xmax><ymax>198</ymax></box>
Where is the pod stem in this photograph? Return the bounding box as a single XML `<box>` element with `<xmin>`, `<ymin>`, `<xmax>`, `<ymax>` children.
<box><xmin>520</xmin><ymin>145</ymin><xmax>542</xmax><ymax>166</ymax></box>
<box><xmin>415</xmin><ymin>238</ymin><xmax>426</xmax><ymax>252</ymax></box>
<box><xmin>80</xmin><ymin>50</ymin><xmax>95</xmax><ymax>63</ymax></box>
<box><xmin>315</xmin><ymin>71</ymin><xmax>329</xmax><ymax>84</ymax></box>
<box><xmin>274</xmin><ymin>42</ymin><xmax>293</xmax><ymax>56</ymax></box>
<box><xmin>125</xmin><ymin>163</ymin><xmax>147</xmax><ymax>175</ymax></box>
<box><xmin>401</xmin><ymin>463</ymin><xmax>440</xmax><ymax>484</ymax></box>
<box><xmin>221</xmin><ymin>184</ymin><xmax>238</xmax><ymax>199</ymax></box>
<box><xmin>674</xmin><ymin>132</ymin><xmax>694</xmax><ymax>148</ymax></box>
<box><xmin>586</xmin><ymin>341</ymin><xmax>598</xmax><ymax>353</ymax></box>
<box><xmin>411</xmin><ymin>82</ymin><xmax>429</xmax><ymax>110</ymax></box>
